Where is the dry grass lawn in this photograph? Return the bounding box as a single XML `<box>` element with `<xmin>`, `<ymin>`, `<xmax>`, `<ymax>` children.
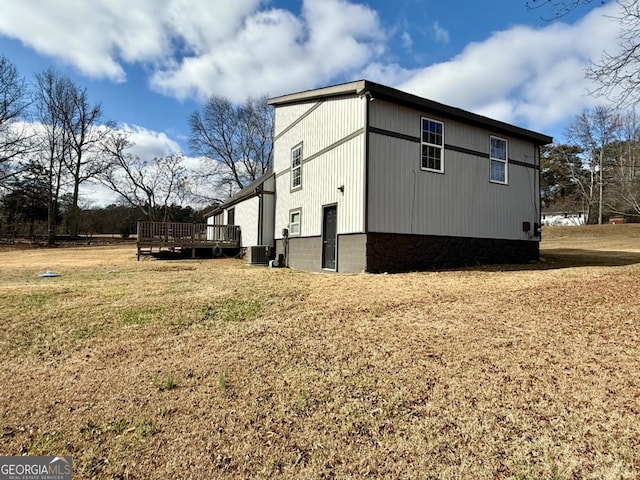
<box><xmin>1</xmin><ymin>225</ymin><xmax>640</xmax><ymax>479</ymax></box>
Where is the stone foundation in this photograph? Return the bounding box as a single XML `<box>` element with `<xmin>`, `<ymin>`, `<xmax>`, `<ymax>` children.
<box><xmin>366</xmin><ymin>232</ymin><xmax>539</xmax><ymax>273</ymax></box>
<box><xmin>337</xmin><ymin>234</ymin><xmax>367</xmax><ymax>273</ymax></box>
<box><xmin>275</xmin><ymin>236</ymin><xmax>323</xmax><ymax>272</ymax></box>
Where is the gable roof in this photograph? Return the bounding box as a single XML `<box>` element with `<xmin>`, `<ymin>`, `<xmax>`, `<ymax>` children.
<box><xmin>203</xmin><ymin>169</ymin><xmax>274</xmax><ymax>217</ymax></box>
<box><xmin>268</xmin><ymin>80</ymin><xmax>552</xmax><ymax>145</ymax></box>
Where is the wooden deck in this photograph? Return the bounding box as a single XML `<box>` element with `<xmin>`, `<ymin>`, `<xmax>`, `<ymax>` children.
<box><xmin>136</xmin><ymin>221</ymin><xmax>240</xmax><ymax>259</ymax></box>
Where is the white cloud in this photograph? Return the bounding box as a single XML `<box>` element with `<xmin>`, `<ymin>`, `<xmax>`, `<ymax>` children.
<box><xmin>0</xmin><ymin>0</ymin><xmax>263</xmax><ymax>82</ymax></box>
<box><xmin>82</xmin><ymin>183</ymin><xmax>120</xmax><ymax>208</ymax></box>
<box><xmin>358</xmin><ymin>62</ymin><xmax>415</xmax><ymax>87</ymax></box>
<box><xmin>401</xmin><ymin>31</ymin><xmax>413</xmax><ymax>50</ymax></box>
<box><xmin>0</xmin><ymin>0</ymin><xmax>172</xmax><ymax>81</ymax></box>
<box><xmin>120</xmin><ymin>124</ymin><xmax>183</xmax><ymax>159</ymax></box>
<box><xmin>0</xmin><ymin>0</ymin><xmax>386</xmax><ymax>101</ymax></box>
<box><xmin>397</xmin><ymin>2</ymin><xmax>621</xmax><ymax>134</ymax></box>
<box><xmin>0</xmin><ymin>0</ymin><xmax>626</xmax><ymax>139</ymax></box>
<box><xmin>151</xmin><ymin>0</ymin><xmax>386</xmax><ymax>100</ymax></box>
<box><xmin>433</xmin><ymin>21</ymin><xmax>450</xmax><ymax>45</ymax></box>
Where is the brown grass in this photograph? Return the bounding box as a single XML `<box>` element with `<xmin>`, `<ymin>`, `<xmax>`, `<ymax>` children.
<box><xmin>1</xmin><ymin>228</ymin><xmax>639</xmax><ymax>479</ymax></box>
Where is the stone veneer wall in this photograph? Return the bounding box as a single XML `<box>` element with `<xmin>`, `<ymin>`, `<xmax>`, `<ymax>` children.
<box><xmin>337</xmin><ymin>234</ymin><xmax>367</xmax><ymax>273</ymax></box>
<box><xmin>275</xmin><ymin>236</ymin><xmax>323</xmax><ymax>272</ymax></box>
<box><xmin>275</xmin><ymin>234</ymin><xmax>367</xmax><ymax>273</ymax></box>
<box><xmin>366</xmin><ymin>232</ymin><xmax>539</xmax><ymax>273</ymax></box>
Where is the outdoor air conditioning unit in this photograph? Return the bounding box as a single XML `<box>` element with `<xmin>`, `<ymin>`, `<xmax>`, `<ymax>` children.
<box><xmin>248</xmin><ymin>245</ymin><xmax>271</xmax><ymax>265</ymax></box>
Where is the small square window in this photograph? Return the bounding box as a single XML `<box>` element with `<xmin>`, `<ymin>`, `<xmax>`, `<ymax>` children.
<box><xmin>490</xmin><ymin>159</ymin><xmax>506</xmax><ymax>183</ymax></box>
<box><xmin>491</xmin><ymin>137</ymin><xmax>507</xmax><ymax>161</ymax></box>
<box><xmin>289</xmin><ymin>210</ymin><xmax>301</xmax><ymax>236</ymax></box>
<box><xmin>422</xmin><ymin>144</ymin><xmax>442</xmax><ymax>171</ymax></box>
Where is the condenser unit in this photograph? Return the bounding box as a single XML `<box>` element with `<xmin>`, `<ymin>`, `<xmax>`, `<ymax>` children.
<box><xmin>248</xmin><ymin>245</ymin><xmax>271</xmax><ymax>265</ymax></box>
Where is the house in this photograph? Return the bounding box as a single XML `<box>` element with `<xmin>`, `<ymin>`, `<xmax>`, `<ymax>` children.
<box><xmin>208</xmin><ymin>80</ymin><xmax>552</xmax><ymax>273</ymax></box>
<box><xmin>205</xmin><ymin>171</ymin><xmax>275</xmax><ymax>249</ymax></box>
<box><xmin>541</xmin><ymin>212</ymin><xmax>586</xmax><ymax>227</ymax></box>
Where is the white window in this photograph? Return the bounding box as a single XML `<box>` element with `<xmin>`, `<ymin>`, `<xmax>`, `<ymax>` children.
<box><xmin>490</xmin><ymin>136</ymin><xmax>508</xmax><ymax>184</ymax></box>
<box><xmin>289</xmin><ymin>209</ymin><xmax>301</xmax><ymax>236</ymax></box>
<box><xmin>421</xmin><ymin>117</ymin><xmax>444</xmax><ymax>173</ymax></box>
<box><xmin>291</xmin><ymin>143</ymin><xmax>302</xmax><ymax>190</ymax></box>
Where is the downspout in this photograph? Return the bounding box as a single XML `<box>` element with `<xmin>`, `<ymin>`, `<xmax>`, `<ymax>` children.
<box><xmin>364</xmin><ymin>92</ymin><xmax>370</xmax><ymax>234</ymax></box>
<box><xmin>536</xmin><ymin>144</ymin><xmax>542</xmax><ymax>242</ymax></box>
<box><xmin>364</xmin><ymin>91</ymin><xmax>371</xmax><ymax>271</ymax></box>
<box><xmin>257</xmin><ymin>187</ymin><xmax>263</xmax><ymax>245</ymax></box>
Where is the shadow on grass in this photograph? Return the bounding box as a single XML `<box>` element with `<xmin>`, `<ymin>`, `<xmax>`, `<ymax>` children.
<box><xmin>145</xmin><ymin>247</ymin><xmax>640</xmax><ymax>271</ymax></box>
<box><xmin>148</xmin><ymin>248</ymin><xmax>242</xmax><ymax>260</ymax></box>
<box><xmin>473</xmin><ymin>248</ymin><xmax>640</xmax><ymax>272</ymax></box>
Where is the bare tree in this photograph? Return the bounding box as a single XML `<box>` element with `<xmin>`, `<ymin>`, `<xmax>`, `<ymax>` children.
<box><xmin>606</xmin><ymin>111</ymin><xmax>640</xmax><ymax>216</ymax></box>
<box><xmin>0</xmin><ymin>56</ymin><xmax>32</xmax><ymax>183</ymax></box>
<box><xmin>59</xmin><ymin>83</ymin><xmax>109</xmax><ymax>238</ymax></box>
<box><xmin>586</xmin><ymin>0</ymin><xmax>640</xmax><ymax>105</ymax></box>
<box><xmin>565</xmin><ymin>106</ymin><xmax>621</xmax><ymax>223</ymax></box>
<box><xmin>526</xmin><ymin>0</ymin><xmax>601</xmax><ymax>19</ymax></box>
<box><xmin>528</xmin><ymin>0</ymin><xmax>640</xmax><ymax>106</ymax></box>
<box><xmin>540</xmin><ymin>143</ymin><xmax>586</xmax><ymax>210</ymax></box>
<box><xmin>33</xmin><ymin>69</ymin><xmax>69</xmax><ymax>245</ymax></box>
<box><xmin>32</xmin><ymin>69</ymin><xmax>108</xmax><ymax>240</ymax></box>
<box><xmin>184</xmin><ymin>160</ymin><xmax>229</xmax><ymax>206</ymax></box>
<box><xmin>189</xmin><ymin>95</ymin><xmax>273</xmax><ymax>193</ymax></box>
<box><xmin>100</xmin><ymin>130</ymin><xmax>187</xmax><ymax>222</ymax></box>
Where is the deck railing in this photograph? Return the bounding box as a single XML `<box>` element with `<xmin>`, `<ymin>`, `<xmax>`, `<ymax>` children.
<box><xmin>137</xmin><ymin>221</ymin><xmax>241</xmax><ymax>246</ymax></box>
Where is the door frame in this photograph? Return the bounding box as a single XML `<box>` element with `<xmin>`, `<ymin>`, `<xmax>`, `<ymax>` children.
<box><xmin>321</xmin><ymin>203</ymin><xmax>338</xmax><ymax>271</ymax></box>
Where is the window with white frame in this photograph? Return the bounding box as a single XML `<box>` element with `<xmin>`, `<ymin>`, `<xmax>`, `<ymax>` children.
<box><xmin>289</xmin><ymin>209</ymin><xmax>301</xmax><ymax>236</ymax></box>
<box><xmin>490</xmin><ymin>136</ymin><xmax>508</xmax><ymax>184</ymax></box>
<box><xmin>291</xmin><ymin>143</ymin><xmax>302</xmax><ymax>190</ymax></box>
<box><xmin>421</xmin><ymin>117</ymin><xmax>444</xmax><ymax>173</ymax></box>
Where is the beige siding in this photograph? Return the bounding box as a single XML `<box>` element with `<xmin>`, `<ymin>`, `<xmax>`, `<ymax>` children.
<box><xmin>274</xmin><ymin>95</ymin><xmax>366</xmax><ymax>238</ymax></box>
<box><xmin>275</xmin><ymin>138</ymin><xmax>365</xmax><ymax>237</ymax></box>
<box><xmin>368</xmin><ymin>100</ymin><xmax>540</xmax><ymax>241</ymax></box>
<box><xmin>262</xmin><ymin>194</ymin><xmax>275</xmax><ymax>246</ymax></box>
<box><xmin>274</xmin><ymin>102</ymin><xmax>321</xmax><ymax>138</ymax></box>
<box><xmin>370</xmin><ymin>100</ymin><xmax>445</xmax><ymax>137</ymax></box>
<box><xmin>234</xmin><ymin>197</ymin><xmax>259</xmax><ymax>247</ymax></box>
<box><xmin>205</xmin><ymin>213</ymin><xmax>224</xmax><ymax>240</ymax></box>
<box><xmin>261</xmin><ymin>175</ymin><xmax>276</xmax><ymax>246</ymax></box>
<box><xmin>206</xmin><ymin>215</ymin><xmax>214</xmax><ymax>241</ymax></box>
<box><xmin>370</xmin><ymin>100</ymin><xmax>539</xmax><ymax>165</ymax></box>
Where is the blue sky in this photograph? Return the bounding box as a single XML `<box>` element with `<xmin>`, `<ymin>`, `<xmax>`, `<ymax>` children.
<box><xmin>0</xmin><ymin>0</ymin><xmax>621</xmax><ymax>204</ymax></box>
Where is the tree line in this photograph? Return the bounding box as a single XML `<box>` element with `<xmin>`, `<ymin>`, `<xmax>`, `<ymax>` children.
<box><xmin>3</xmin><ymin>0</ymin><xmax>640</xmax><ymax>242</ymax></box>
<box><xmin>0</xmin><ymin>56</ymin><xmax>273</xmax><ymax>244</ymax></box>
<box><xmin>542</xmin><ymin>106</ymin><xmax>640</xmax><ymax>223</ymax></box>
<box><xmin>530</xmin><ymin>0</ymin><xmax>640</xmax><ymax>223</ymax></box>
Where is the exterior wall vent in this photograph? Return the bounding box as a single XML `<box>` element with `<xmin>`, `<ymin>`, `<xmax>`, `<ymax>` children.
<box><xmin>248</xmin><ymin>245</ymin><xmax>271</xmax><ymax>265</ymax></box>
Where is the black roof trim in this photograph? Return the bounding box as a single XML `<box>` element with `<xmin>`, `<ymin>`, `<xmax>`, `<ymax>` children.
<box><xmin>204</xmin><ymin>169</ymin><xmax>274</xmax><ymax>217</ymax></box>
<box><xmin>268</xmin><ymin>80</ymin><xmax>552</xmax><ymax>145</ymax></box>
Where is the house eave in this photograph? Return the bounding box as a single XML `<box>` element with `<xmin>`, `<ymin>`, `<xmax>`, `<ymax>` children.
<box><xmin>267</xmin><ymin>80</ymin><xmax>366</xmax><ymax>107</ymax></box>
<box><xmin>204</xmin><ymin>170</ymin><xmax>274</xmax><ymax>218</ymax></box>
<box><xmin>268</xmin><ymin>80</ymin><xmax>552</xmax><ymax>145</ymax></box>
